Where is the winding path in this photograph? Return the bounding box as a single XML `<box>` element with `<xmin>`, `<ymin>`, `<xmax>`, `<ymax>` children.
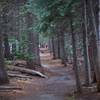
<box><xmin>0</xmin><ymin>52</ymin><xmax>76</xmax><ymax>100</ymax></box>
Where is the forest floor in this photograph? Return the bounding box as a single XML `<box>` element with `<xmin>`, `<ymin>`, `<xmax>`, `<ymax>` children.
<box><xmin>0</xmin><ymin>49</ymin><xmax>100</xmax><ymax>100</ymax></box>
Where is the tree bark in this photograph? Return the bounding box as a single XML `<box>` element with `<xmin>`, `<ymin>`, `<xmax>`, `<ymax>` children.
<box><xmin>70</xmin><ymin>18</ymin><xmax>82</xmax><ymax>92</ymax></box>
<box><xmin>27</xmin><ymin>32</ymin><xmax>41</xmax><ymax>69</ymax></box>
<box><xmin>2</xmin><ymin>7</ymin><xmax>10</xmax><ymax>59</ymax></box>
<box><xmin>53</xmin><ymin>35</ymin><xmax>60</xmax><ymax>59</ymax></box>
<box><xmin>51</xmin><ymin>37</ymin><xmax>56</xmax><ymax>59</ymax></box>
<box><xmin>48</xmin><ymin>38</ymin><xmax>53</xmax><ymax>54</ymax></box>
<box><xmin>88</xmin><ymin>0</ymin><xmax>100</xmax><ymax>91</ymax></box>
<box><xmin>58</xmin><ymin>32</ymin><xmax>67</xmax><ymax>66</ymax></box>
<box><xmin>0</xmin><ymin>34</ymin><xmax>9</xmax><ymax>84</ymax></box>
<box><xmin>82</xmin><ymin>0</ymin><xmax>91</xmax><ymax>86</ymax></box>
<box><xmin>26</xmin><ymin>12</ymin><xmax>41</xmax><ymax>69</ymax></box>
<box><xmin>57</xmin><ymin>33</ymin><xmax>61</xmax><ymax>58</ymax></box>
<box><xmin>3</xmin><ymin>34</ymin><xmax>10</xmax><ymax>59</ymax></box>
<box><xmin>51</xmin><ymin>34</ymin><xmax>61</xmax><ymax>59</ymax></box>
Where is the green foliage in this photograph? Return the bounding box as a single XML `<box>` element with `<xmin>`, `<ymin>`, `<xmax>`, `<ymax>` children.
<box><xmin>25</xmin><ymin>53</ymin><xmax>36</xmax><ymax>61</ymax></box>
<box><xmin>8</xmin><ymin>33</ymin><xmax>28</xmax><ymax>60</ymax></box>
<box><xmin>19</xmin><ymin>0</ymin><xmax>81</xmax><ymax>36</ymax></box>
<box><xmin>33</xmin><ymin>0</ymin><xmax>80</xmax><ymax>31</ymax></box>
<box><xmin>14</xmin><ymin>51</ymin><xmax>34</xmax><ymax>60</ymax></box>
<box><xmin>6</xmin><ymin>0</ymin><xmax>81</xmax><ymax>61</ymax></box>
<box><xmin>5</xmin><ymin>60</ymin><xmax>12</xmax><ymax>65</ymax></box>
<box><xmin>14</xmin><ymin>52</ymin><xmax>27</xmax><ymax>60</ymax></box>
<box><xmin>39</xmin><ymin>34</ymin><xmax>49</xmax><ymax>44</ymax></box>
<box><xmin>19</xmin><ymin>32</ymin><xmax>28</xmax><ymax>51</ymax></box>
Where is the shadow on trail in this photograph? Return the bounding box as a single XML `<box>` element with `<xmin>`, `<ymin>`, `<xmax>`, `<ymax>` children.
<box><xmin>0</xmin><ymin>50</ymin><xmax>76</xmax><ymax>100</ymax></box>
<box><xmin>0</xmin><ymin>96</ymin><xmax>12</xmax><ymax>100</ymax></box>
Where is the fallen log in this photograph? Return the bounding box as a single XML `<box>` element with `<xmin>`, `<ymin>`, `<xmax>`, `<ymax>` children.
<box><xmin>8</xmin><ymin>66</ymin><xmax>48</xmax><ymax>78</ymax></box>
<box><xmin>7</xmin><ymin>70</ymin><xmax>21</xmax><ymax>74</ymax></box>
<box><xmin>0</xmin><ymin>86</ymin><xmax>22</xmax><ymax>91</ymax></box>
<box><xmin>8</xmin><ymin>73</ymin><xmax>31</xmax><ymax>78</ymax></box>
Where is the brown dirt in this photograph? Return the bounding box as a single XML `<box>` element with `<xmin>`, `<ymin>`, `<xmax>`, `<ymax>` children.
<box><xmin>0</xmin><ymin>51</ymin><xmax>100</xmax><ymax>100</ymax></box>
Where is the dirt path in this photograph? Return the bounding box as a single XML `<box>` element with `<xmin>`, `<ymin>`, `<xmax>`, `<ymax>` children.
<box><xmin>10</xmin><ymin>53</ymin><xmax>75</xmax><ymax>100</ymax></box>
<box><xmin>1</xmin><ymin>52</ymin><xmax>100</xmax><ymax>100</ymax></box>
<box><xmin>1</xmin><ymin>52</ymin><xmax>96</xmax><ymax>100</ymax></box>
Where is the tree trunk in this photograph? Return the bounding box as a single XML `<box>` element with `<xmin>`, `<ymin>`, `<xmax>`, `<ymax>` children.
<box><xmin>0</xmin><ymin>34</ymin><xmax>9</xmax><ymax>84</ymax></box>
<box><xmin>51</xmin><ymin>37</ymin><xmax>56</xmax><ymax>59</ymax></box>
<box><xmin>58</xmin><ymin>32</ymin><xmax>67</xmax><ymax>66</ymax></box>
<box><xmin>57</xmin><ymin>33</ymin><xmax>60</xmax><ymax>58</ymax></box>
<box><xmin>3</xmin><ymin>34</ymin><xmax>10</xmax><ymax>59</ymax></box>
<box><xmin>12</xmin><ymin>43</ymin><xmax>16</xmax><ymax>55</ymax></box>
<box><xmin>48</xmin><ymin>38</ymin><xmax>53</xmax><ymax>54</ymax></box>
<box><xmin>26</xmin><ymin>12</ymin><xmax>41</xmax><ymax>69</ymax></box>
<box><xmin>82</xmin><ymin>0</ymin><xmax>91</xmax><ymax>86</ymax></box>
<box><xmin>27</xmin><ymin>32</ymin><xmax>41</xmax><ymax>69</ymax></box>
<box><xmin>88</xmin><ymin>0</ymin><xmax>100</xmax><ymax>91</ymax></box>
<box><xmin>53</xmin><ymin>35</ymin><xmax>60</xmax><ymax>59</ymax></box>
<box><xmin>51</xmin><ymin>34</ymin><xmax>61</xmax><ymax>59</ymax></box>
<box><xmin>82</xmin><ymin>28</ymin><xmax>91</xmax><ymax>85</ymax></box>
<box><xmin>70</xmin><ymin>18</ymin><xmax>82</xmax><ymax>92</ymax></box>
<box><xmin>89</xmin><ymin>34</ymin><xmax>97</xmax><ymax>83</ymax></box>
<box><xmin>2</xmin><ymin>7</ymin><xmax>10</xmax><ymax>59</ymax></box>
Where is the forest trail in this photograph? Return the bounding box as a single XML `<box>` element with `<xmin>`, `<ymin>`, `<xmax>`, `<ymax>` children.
<box><xmin>0</xmin><ymin>1</ymin><xmax>99</xmax><ymax>100</ymax></box>
<box><xmin>0</xmin><ymin>49</ymin><xmax>76</xmax><ymax>100</ymax></box>
<box><xmin>14</xmin><ymin>52</ymin><xmax>76</xmax><ymax>100</ymax></box>
<box><xmin>0</xmin><ymin>50</ymin><xmax>100</xmax><ymax>100</ymax></box>
<box><xmin>1</xmin><ymin>49</ymin><xmax>100</xmax><ymax>100</ymax></box>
